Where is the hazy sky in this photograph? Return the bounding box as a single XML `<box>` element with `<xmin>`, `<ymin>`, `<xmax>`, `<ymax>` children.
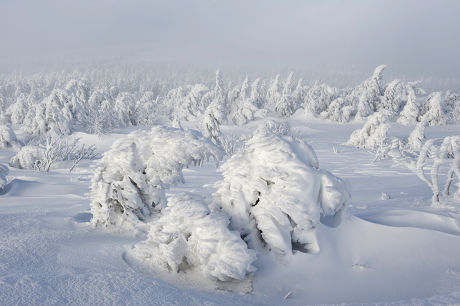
<box><xmin>1</xmin><ymin>0</ymin><xmax>459</xmax><ymax>78</ymax></box>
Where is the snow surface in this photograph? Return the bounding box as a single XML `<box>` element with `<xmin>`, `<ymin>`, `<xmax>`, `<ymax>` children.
<box><xmin>1</xmin><ymin>116</ymin><xmax>460</xmax><ymax>305</ymax></box>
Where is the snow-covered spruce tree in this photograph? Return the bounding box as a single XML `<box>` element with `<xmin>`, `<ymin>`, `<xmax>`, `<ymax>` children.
<box><xmin>382</xmin><ymin>79</ymin><xmax>405</xmax><ymax>113</ymax></box>
<box><xmin>129</xmin><ymin>192</ymin><xmax>256</xmax><ymax>281</ymax></box>
<box><xmin>274</xmin><ymin>72</ymin><xmax>297</xmax><ymax>117</ymax></box>
<box><xmin>0</xmin><ymin>124</ymin><xmax>20</xmax><ymax>149</ymax></box>
<box><xmin>346</xmin><ymin>111</ymin><xmax>392</xmax><ymax>149</ymax></box>
<box><xmin>350</xmin><ymin>65</ymin><xmax>387</xmax><ymax>120</ymax></box>
<box><xmin>22</xmin><ymin>89</ymin><xmax>73</xmax><ymax>136</ymax></box>
<box><xmin>114</xmin><ymin>92</ymin><xmax>137</xmax><ymax>127</ymax></box>
<box><xmin>320</xmin><ymin>97</ymin><xmax>355</xmax><ymax>123</ymax></box>
<box><xmin>213</xmin><ymin>120</ymin><xmax>350</xmax><ymax>256</ymax></box>
<box><xmin>200</xmin><ymin>70</ymin><xmax>228</xmax><ymax>125</ymax></box>
<box><xmin>407</xmin><ymin>120</ymin><xmax>428</xmax><ymax>152</ymax></box>
<box><xmin>171</xmin><ymin>84</ymin><xmax>209</xmax><ymax>121</ymax></box>
<box><xmin>229</xmin><ymin>76</ymin><xmax>258</xmax><ymax>125</ymax></box>
<box><xmin>136</xmin><ymin>91</ymin><xmax>160</xmax><ymax>126</ymax></box>
<box><xmin>5</xmin><ymin>93</ymin><xmax>30</xmax><ymax>125</ymax></box>
<box><xmin>90</xmin><ymin>126</ymin><xmax>223</xmax><ymax>232</ymax></box>
<box><xmin>85</xmin><ymin>88</ymin><xmax>114</xmax><ymax>134</ymax></box>
<box><xmin>420</xmin><ymin>92</ymin><xmax>448</xmax><ymax>126</ymax></box>
<box><xmin>442</xmin><ymin>91</ymin><xmax>460</xmax><ymax>124</ymax></box>
<box><xmin>265</xmin><ymin>74</ymin><xmax>282</xmax><ymax>114</ymax></box>
<box><xmin>304</xmin><ymin>83</ymin><xmax>338</xmax><ymax>118</ymax></box>
<box><xmin>200</xmin><ymin>100</ymin><xmax>225</xmax><ymax>146</ymax></box>
<box><xmin>397</xmin><ymin>83</ymin><xmax>421</xmax><ymax>125</ymax></box>
<box><xmin>64</xmin><ymin>79</ymin><xmax>91</xmax><ymax>125</ymax></box>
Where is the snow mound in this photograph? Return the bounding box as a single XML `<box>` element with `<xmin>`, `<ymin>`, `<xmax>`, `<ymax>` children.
<box><xmin>213</xmin><ymin>120</ymin><xmax>350</xmax><ymax>255</ymax></box>
<box><xmin>90</xmin><ymin>126</ymin><xmax>223</xmax><ymax>232</ymax></box>
<box><xmin>129</xmin><ymin>193</ymin><xmax>256</xmax><ymax>281</ymax></box>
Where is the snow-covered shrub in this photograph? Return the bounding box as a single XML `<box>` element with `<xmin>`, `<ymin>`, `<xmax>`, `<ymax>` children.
<box><xmin>213</xmin><ymin>121</ymin><xmax>350</xmax><ymax>256</ymax></box>
<box><xmin>90</xmin><ymin>126</ymin><xmax>223</xmax><ymax>231</ymax></box>
<box><xmin>129</xmin><ymin>193</ymin><xmax>256</xmax><ymax>281</ymax></box>
<box><xmin>0</xmin><ymin>125</ymin><xmax>20</xmax><ymax>149</ymax></box>
<box><xmin>8</xmin><ymin>136</ymin><xmax>97</xmax><ymax>172</ymax></box>
<box><xmin>9</xmin><ymin>145</ymin><xmax>45</xmax><ymax>170</ymax></box>
<box><xmin>346</xmin><ymin>111</ymin><xmax>392</xmax><ymax>149</ymax></box>
<box><xmin>412</xmin><ymin>136</ymin><xmax>460</xmax><ymax>205</ymax></box>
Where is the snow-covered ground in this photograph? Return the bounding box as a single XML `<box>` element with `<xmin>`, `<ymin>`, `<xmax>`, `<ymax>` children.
<box><xmin>1</xmin><ymin>115</ymin><xmax>460</xmax><ymax>305</ymax></box>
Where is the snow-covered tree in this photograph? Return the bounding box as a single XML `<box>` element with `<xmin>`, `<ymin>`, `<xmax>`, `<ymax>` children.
<box><xmin>213</xmin><ymin>121</ymin><xmax>349</xmax><ymax>255</ymax></box>
<box><xmin>5</xmin><ymin>93</ymin><xmax>30</xmax><ymax>125</ymax></box>
<box><xmin>304</xmin><ymin>83</ymin><xmax>338</xmax><ymax>117</ymax></box>
<box><xmin>398</xmin><ymin>83</ymin><xmax>421</xmax><ymax>125</ymax></box>
<box><xmin>229</xmin><ymin>76</ymin><xmax>258</xmax><ymax>125</ymax></box>
<box><xmin>350</xmin><ymin>65</ymin><xmax>386</xmax><ymax>120</ymax></box>
<box><xmin>129</xmin><ymin>192</ymin><xmax>256</xmax><ymax>281</ymax></box>
<box><xmin>0</xmin><ymin>125</ymin><xmax>20</xmax><ymax>149</ymax></box>
<box><xmin>407</xmin><ymin>120</ymin><xmax>428</xmax><ymax>152</ymax></box>
<box><xmin>412</xmin><ymin>136</ymin><xmax>460</xmax><ymax>205</ymax></box>
<box><xmin>382</xmin><ymin>79</ymin><xmax>405</xmax><ymax>113</ymax></box>
<box><xmin>274</xmin><ymin>72</ymin><xmax>297</xmax><ymax>117</ymax></box>
<box><xmin>347</xmin><ymin>111</ymin><xmax>392</xmax><ymax>149</ymax></box>
<box><xmin>90</xmin><ymin>126</ymin><xmax>223</xmax><ymax>232</ymax></box>
<box><xmin>22</xmin><ymin>89</ymin><xmax>73</xmax><ymax>136</ymax></box>
<box><xmin>200</xmin><ymin>102</ymin><xmax>225</xmax><ymax>146</ymax></box>
<box><xmin>420</xmin><ymin>92</ymin><xmax>448</xmax><ymax>126</ymax></box>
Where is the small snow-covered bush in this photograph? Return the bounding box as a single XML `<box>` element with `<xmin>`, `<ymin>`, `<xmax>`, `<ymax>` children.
<box><xmin>8</xmin><ymin>136</ymin><xmax>97</xmax><ymax>172</ymax></box>
<box><xmin>213</xmin><ymin>121</ymin><xmax>349</xmax><ymax>256</ymax></box>
<box><xmin>129</xmin><ymin>193</ymin><xmax>256</xmax><ymax>281</ymax></box>
<box><xmin>0</xmin><ymin>125</ymin><xmax>20</xmax><ymax>149</ymax></box>
<box><xmin>9</xmin><ymin>145</ymin><xmax>45</xmax><ymax>170</ymax></box>
<box><xmin>412</xmin><ymin>136</ymin><xmax>460</xmax><ymax>205</ymax></box>
<box><xmin>90</xmin><ymin>126</ymin><xmax>223</xmax><ymax>231</ymax></box>
<box><xmin>346</xmin><ymin>111</ymin><xmax>392</xmax><ymax>149</ymax></box>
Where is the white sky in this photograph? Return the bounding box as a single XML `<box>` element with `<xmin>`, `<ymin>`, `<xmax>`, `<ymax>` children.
<box><xmin>1</xmin><ymin>0</ymin><xmax>459</xmax><ymax>78</ymax></box>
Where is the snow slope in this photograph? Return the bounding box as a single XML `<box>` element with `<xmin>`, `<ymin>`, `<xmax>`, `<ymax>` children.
<box><xmin>1</xmin><ymin>117</ymin><xmax>460</xmax><ymax>305</ymax></box>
